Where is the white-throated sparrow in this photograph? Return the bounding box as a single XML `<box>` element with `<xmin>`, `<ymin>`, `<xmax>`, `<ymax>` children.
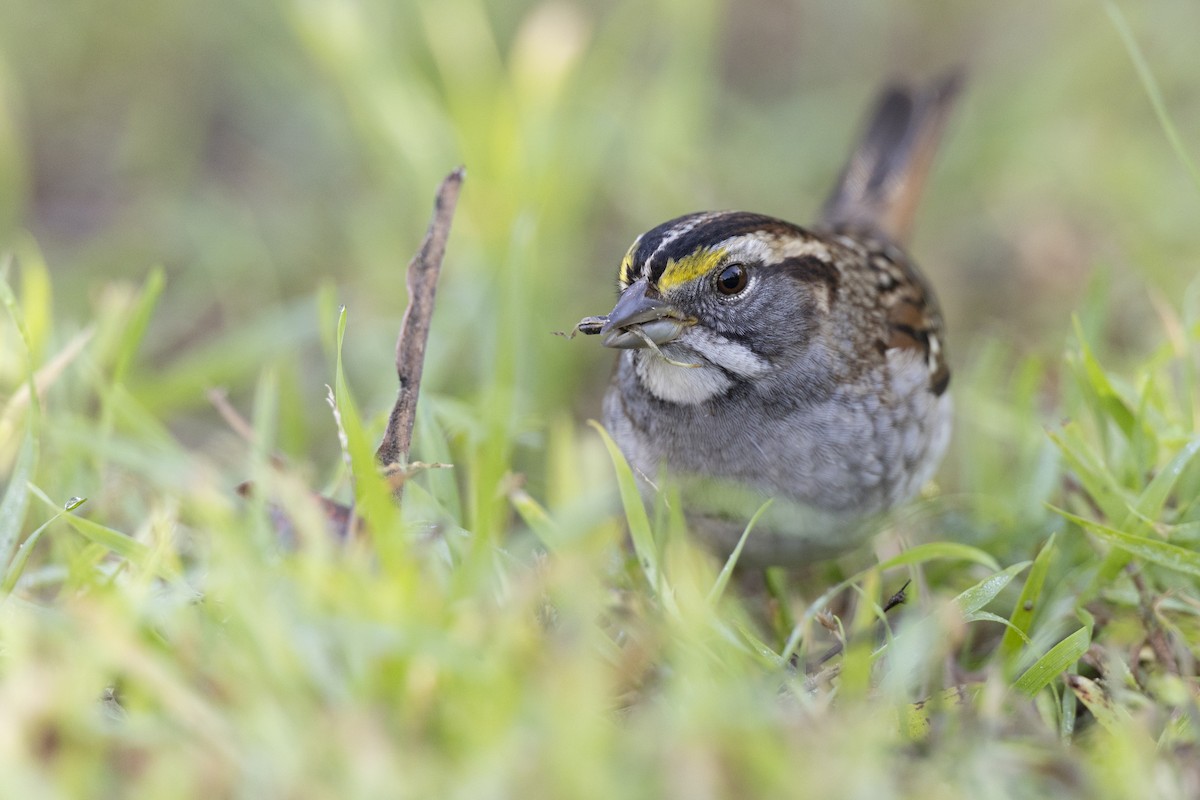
<box><xmin>584</xmin><ymin>76</ymin><xmax>960</xmax><ymax>566</ymax></box>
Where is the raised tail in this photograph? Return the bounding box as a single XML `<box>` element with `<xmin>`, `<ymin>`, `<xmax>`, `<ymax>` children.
<box><xmin>819</xmin><ymin>73</ymin><xmax>963</xmax><ymax>245</ymax></box>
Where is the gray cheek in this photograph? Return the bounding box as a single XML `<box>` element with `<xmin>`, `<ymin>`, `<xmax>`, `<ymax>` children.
<box><xmin>725</xmin><ymin>292</ymin><xmax>817</xmax><ymax>356</ymax></box>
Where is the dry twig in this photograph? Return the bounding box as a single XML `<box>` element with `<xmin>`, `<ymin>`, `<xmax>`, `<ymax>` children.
<box><xmin>375</xmin><ymin>168</ymin><xmax>465</xmax><ymax>495</ymax></box>
<box><xmin>235</xmin><ymin>170</ymin><xmax>463</xmax><ymax>537</ymax></box>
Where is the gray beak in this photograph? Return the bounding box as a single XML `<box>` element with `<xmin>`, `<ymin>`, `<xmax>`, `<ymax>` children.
<box><xmin>600</xmin><ymin>278</ymin><xmax>690</xmax><ymax>349</ymax></box>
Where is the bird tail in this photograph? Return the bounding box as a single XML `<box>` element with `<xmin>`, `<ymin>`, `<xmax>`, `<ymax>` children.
<box><xmin>819</xmin><ymin>73</ymin><xmax>963</xmax><ymax>245</ymax></box>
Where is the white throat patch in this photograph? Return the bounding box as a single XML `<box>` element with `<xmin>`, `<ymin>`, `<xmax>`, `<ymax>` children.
<box><xmin>634</xmin><ymin>328</ymin><xmax>771</xmax><ymax>405</ymax></box>
<box><xmin>636</xmin><ymin>355</ymin><xmax>732</xmax><ymax>404</ymax></box>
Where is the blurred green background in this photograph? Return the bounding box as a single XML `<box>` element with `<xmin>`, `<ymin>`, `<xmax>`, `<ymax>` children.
<box><xmin>2</xmin><ymin>0</ymin><xmax>1199</xmax><ymax>533</ymax></box>
<box><xmin>5</xmin><ymin>2</ymin><xmax>1200</xmax><ymax>795</ymax></box>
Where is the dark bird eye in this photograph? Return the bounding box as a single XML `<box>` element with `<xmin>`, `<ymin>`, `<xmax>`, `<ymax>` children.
<box><xmin>715</xmin><ymin>264</ymin><xmax>748</xmax><ymax>295</ymax></box>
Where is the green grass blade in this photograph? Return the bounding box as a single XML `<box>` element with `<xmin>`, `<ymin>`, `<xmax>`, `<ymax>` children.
<box><xmin>1154</xmin><ymin>518</ymin><xmax>1200</xmax><ymax>544</ymax></box>
<box><xmin>1</xmin><ymin>499</ymin><xmax>76</xmax><ymax>594</ymax></box>
<box><xmin>590</xmin><ymin>420</ymin><xmax>658</xmax><ymax>590</ymax></box>
<box><xmin>707</xmin><ymin>499</ymin><xmax>771</xmax><ymax>606</ymax></box>
<box><xmin>1129</xmin><ymin>436</ymin><xmax>1200</xmax><ymax>525</ymax></box>
<box><xmin>30</xmin><ymin>486</ymin><xmax>150</xmax><ymax>564</ymax></box>
<box><xmin>0</xmin><ymin>263</ymin><xmax>39</xmax><ymax>571</ymax></box>
<box><xmin>111</xmin><ymin>266</ymin><xmax>165</xmax><ymax>385</ymax></box>
<box><xmin>962</xmin><ymin>610</ymin><xmax>1032</xmax><ymax>643</ymax></box>
<box><xmin>1104</xmin><ymin>0</ymin><xmax>1200</xmax><ymax>193</ymax></box>
<box><xmin>1053</xmin><ymin>505</ymin><xmax>1200</xmax><ymax>579</ymax></box>
<box><xmin>877</xmin><ymin>541</ymin><xmax>1001</xmax><ymax>573</ymax></box>
<box><xmin>60</xmin><ymin>512</ymin><xmax>151</xmax><ymax>564</ymax></box>
<box><xmin>1071</xmin><ymin>316</ymin><xmax>1135</xmax><ymax>438</ymax></box>
<box><xmin>13</xmin><ymin>236</ymin><xmax>53</xmax><ymax>363</ymax></box>
<box><xmin>1014</xmin><ymin>626</ymin><xmax>1091</xmax><ymax>696</ymax></box>
<box><xmin>1060</xmin><ymin>681</ymin><xmax>1078</xmax><ymax>740</ymax></box>
<box><xmin>0</xmin><ymin>262</ymin><xmax>34</xmax><ymax>368</ymax></box>
<box><xmin>1048</xmin><ymin>425</ymin><xmax>1132</xmax><ymax>522</ymax></box>
<box><xmin>332</xmin><ymin>307</ymin><xmax>403</xmax><ymax>566</ymax></box>
<box><xmin>954</xmin><ymin>561</ymin><xmax>1030</xmax><ymax>616</ymax></box>
<box><xmin>509</xmin><ymin>487</ymin><xmax>561</xmax><ymax>552</ymax></box>
<box><xmin>0</xmin><ymin>421</ymin><xmax>36</xmax><ymax>568</ymax></box>
<box><xmin>1000</xmin><ymin>533</ymin><xmax>1057</xmax><ymax>669</ymax></box>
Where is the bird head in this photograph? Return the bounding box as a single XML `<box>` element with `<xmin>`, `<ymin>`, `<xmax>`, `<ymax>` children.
<box><xmin>600</xmin><ymin>211</ymin><xmax>840</xmax><ymax>391</ymax></box>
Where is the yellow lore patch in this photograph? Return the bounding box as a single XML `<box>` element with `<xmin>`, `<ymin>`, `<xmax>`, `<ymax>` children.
<box><xmin>656</xmin><ymin>247</ymin><xmax>727</xmax><ymax>292</ymax></box>
<box><xmin>618</xmin><ymin>248</ymin><xmax>635</xmax><ymax>289</ymax></box>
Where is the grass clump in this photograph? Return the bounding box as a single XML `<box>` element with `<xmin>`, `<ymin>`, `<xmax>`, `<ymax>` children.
<box><xmin>3</xmin><ymin>242</ymin><xmax>1200</xmax><ymax>798</ymax></box>
<box><xmin>3</xmin><ymin>0</ymin><xmax>1200</xmax><ymax>796</ymax></box>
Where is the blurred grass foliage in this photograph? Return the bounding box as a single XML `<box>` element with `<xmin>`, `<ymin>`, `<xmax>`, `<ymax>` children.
<box><xmin>2</xmin><ymin>0</ymin><xmax>1200</xmax><ymax>796</ymax></box>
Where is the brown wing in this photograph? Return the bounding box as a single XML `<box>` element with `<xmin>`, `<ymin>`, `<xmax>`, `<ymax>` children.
<box><xmin>867</xmin><ymin>242</ymin><xmax>950</xmax><ymax>396</ymax></box>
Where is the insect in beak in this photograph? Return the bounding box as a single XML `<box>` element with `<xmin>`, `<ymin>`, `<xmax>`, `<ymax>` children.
<box><xmin>599</xmin><ymin>279</ymin><xmax>690</xmax><ymax>349</ymax></box>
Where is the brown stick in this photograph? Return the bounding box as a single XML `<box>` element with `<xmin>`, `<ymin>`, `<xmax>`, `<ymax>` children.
<box><xmin>375</xmin><ymin>168</ymin><xmax>464</xmax><ymax>483</ymax></box>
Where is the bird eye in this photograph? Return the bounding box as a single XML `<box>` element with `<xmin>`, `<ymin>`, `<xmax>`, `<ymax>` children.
<box><xmin>715</xmin><ymin>264</ymin><xmax>748</xmax><ymax>295</ymax></box>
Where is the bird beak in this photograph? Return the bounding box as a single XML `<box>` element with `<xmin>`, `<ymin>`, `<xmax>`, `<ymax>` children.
<box><xmin>600</xmin><ymin>278</ymin><xmax>690</xmax><ymax>349</ymax></box>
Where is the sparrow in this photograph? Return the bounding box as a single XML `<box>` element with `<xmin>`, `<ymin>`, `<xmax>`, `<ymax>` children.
<box><xmin>585</xmin><ymin>76</ymin><xmax>960</xmax><ymax>566</ymax></box>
